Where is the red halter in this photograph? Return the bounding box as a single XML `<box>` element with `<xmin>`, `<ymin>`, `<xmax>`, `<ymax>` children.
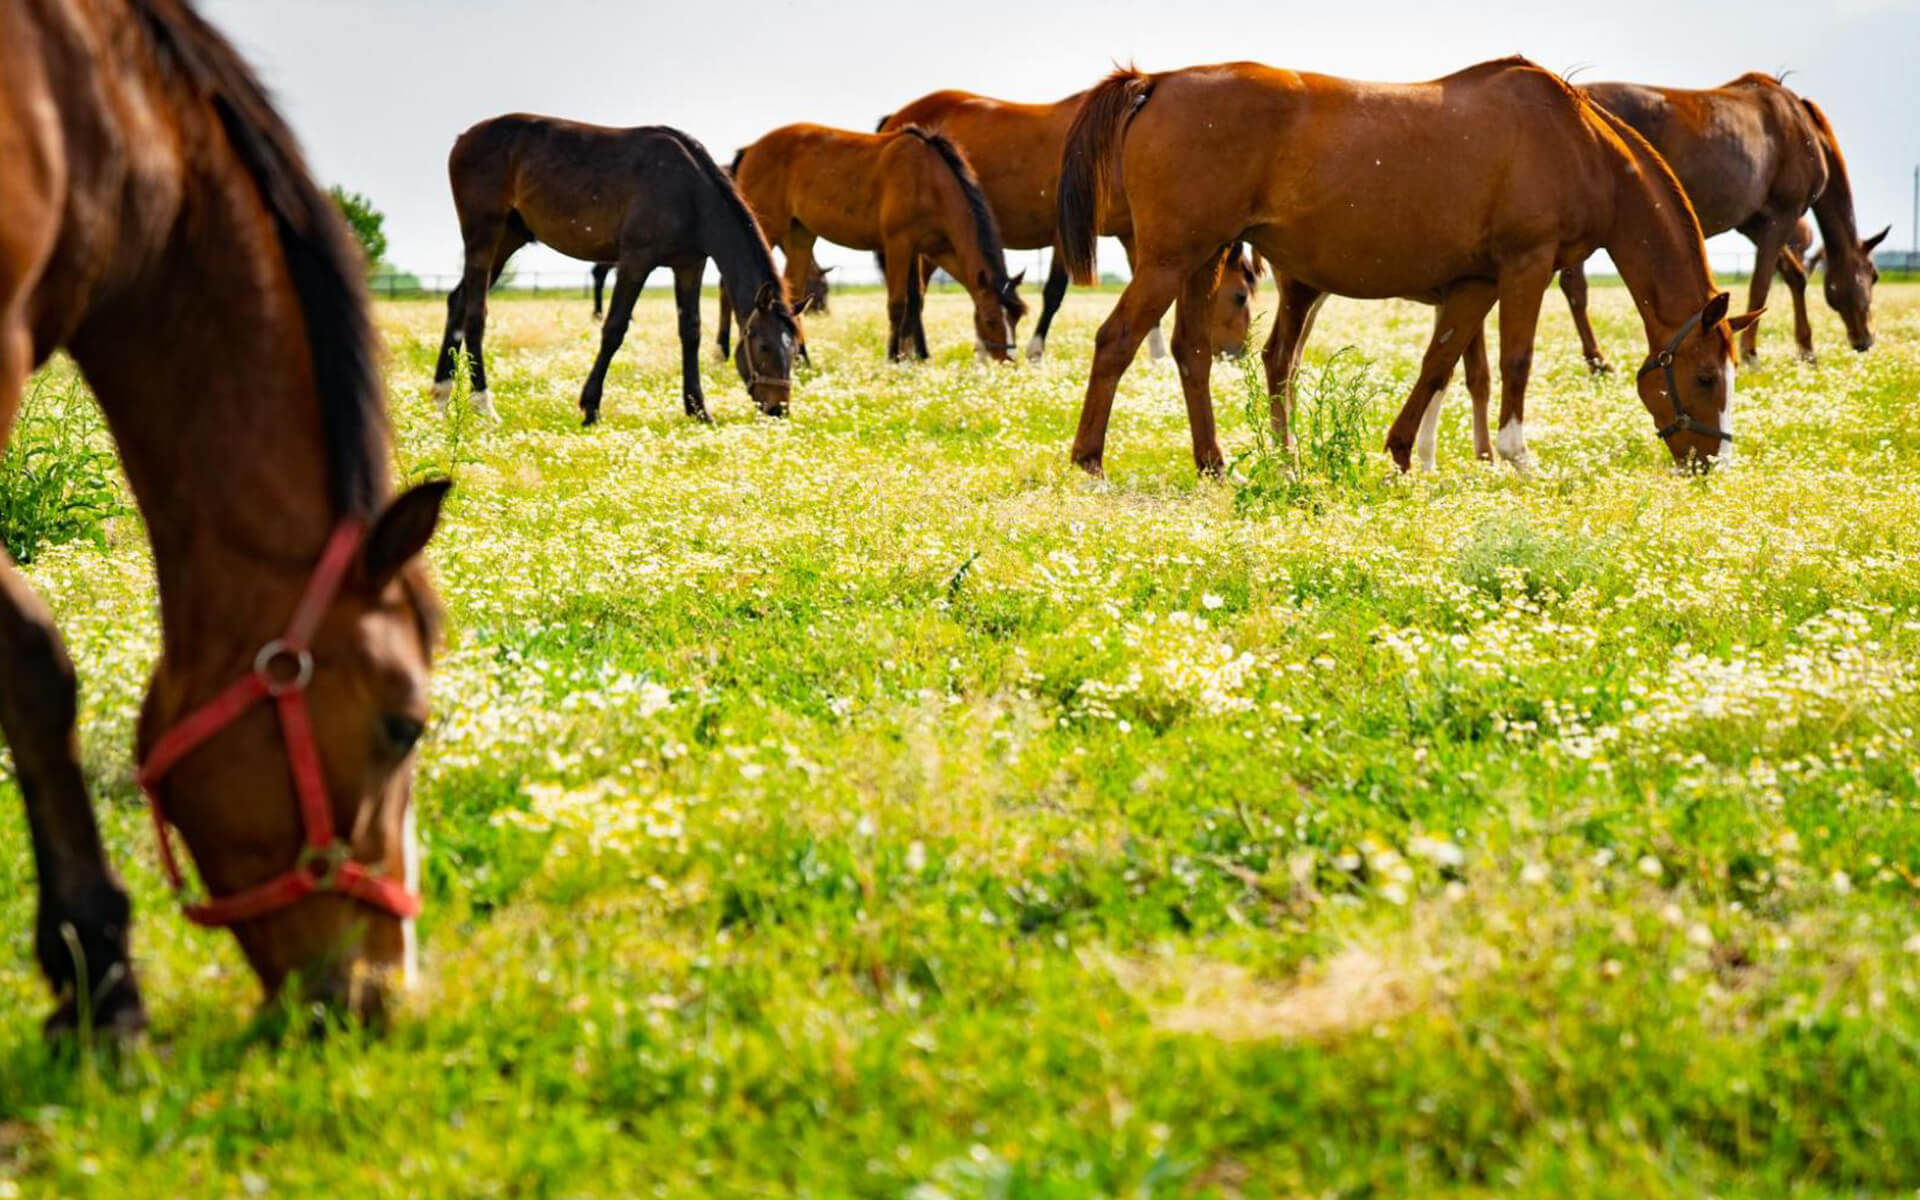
<box><xmin>136</xmin><ymin>520</ymin><xmax>421</xmax><ymax>928</ymax></box>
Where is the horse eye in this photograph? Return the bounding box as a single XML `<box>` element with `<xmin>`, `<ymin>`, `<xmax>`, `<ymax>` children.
<box><xmin>382</xmin><ymin>715</ymin><xmax>425</xmax><ymax>754</ymax></box>
<box><xmin>1235</xmin><ymin>292</ymin><xmax>1249</xmax><ymax>307</ymax></box>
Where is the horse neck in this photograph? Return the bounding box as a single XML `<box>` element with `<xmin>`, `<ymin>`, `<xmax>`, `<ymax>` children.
<box><xmin>922</xmin><ymin>156</ymin><xmax>997</xmax><ymax>301</ymax></box>
<box><xmin>1603</xmin><ymin>142</ymin><xmax>1719</xmax><ymax>345</ymax></box>
<box><xmin>70</xmin><ymin>188</ymin><xmax>358</xmax><ymax>650</ymax></box>
<box><xmin>695</xmin><ymin>184</ymin><xmax>779</xmax><ymax>316</ymax></box>
<box><xmin>1808</xmin><ymin>128</ymin><xmax>1864</xmax><ymax>271</ymax></box>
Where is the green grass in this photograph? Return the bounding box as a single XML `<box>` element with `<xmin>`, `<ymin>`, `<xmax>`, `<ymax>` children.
<box><xmin>4</xmin><ymin>283</ymin><xmax>1920</xmax><ymax>1198</ymax></box>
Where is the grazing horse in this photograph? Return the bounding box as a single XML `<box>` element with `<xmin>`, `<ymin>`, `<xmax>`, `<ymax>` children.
<box><xmin>596</xmin><ymin>260</ymin><xmax>832</xmax><ymax>318</ymax></box>
<box><xmin>1058</xmin><ymin>59</ymin><xmax>1761</xmax><ymax>476</ymax></box>
<box><xmin>878</xmin><ymin>89</ymin><xmax>1259</xmax><ymax>362</ymax></box>
<box><xmin>1556</xmin><ymin>75</ymin><xmax>1889</xmax><ymax>369</ymax></box>
<box><xmin>4</xmin><ymin>0</ymin><xmax>451</xmax><ymax>1033</ymax></box>
<box><xmin>435</xmin><ymin>116</ymin><xmax>799</xmax><ymax>425</ymax></box>
<box><xmin>720</xmin><ymin>124</ymin><xmax>1027</xmax><ymax>363</ymax></box>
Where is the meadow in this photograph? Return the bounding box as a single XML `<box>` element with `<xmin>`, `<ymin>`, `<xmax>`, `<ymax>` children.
<box><xmin>3</xmin><ymin>280</ymin><xmax>1919</xmax><ymax>1198</ymax></box>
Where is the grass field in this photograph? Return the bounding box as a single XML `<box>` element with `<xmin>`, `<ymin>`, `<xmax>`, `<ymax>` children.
<box><xmin>4</xmin><ymin>282</ymin><xmax>1920</xmax><ymax>1198</ymax></box>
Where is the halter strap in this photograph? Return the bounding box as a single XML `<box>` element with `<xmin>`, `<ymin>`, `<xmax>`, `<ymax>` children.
<box><xmin>1637</xmin><ymin>307</ymin><xmax>1735</xmax><ymax>444</ymax></box>
<box><xmin>136</xmin><ymin>520</ymin><xmax>420</xmax><ymax>928</ymax></box>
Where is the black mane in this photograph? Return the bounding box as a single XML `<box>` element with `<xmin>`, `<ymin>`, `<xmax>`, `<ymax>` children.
<box><xmin>899</xmin><ymin>126</ymin><xmax>1014</xmax><ymax>292</ymax></box>
<box><xmin>656</xmin><ymin>127</ymin><xmax>785</xmax><ymax>314</ymax></box>
<box><xmin>133</xmin><ymin>0</ymin><xmax>386</xmax><ymax>519</ymax></box>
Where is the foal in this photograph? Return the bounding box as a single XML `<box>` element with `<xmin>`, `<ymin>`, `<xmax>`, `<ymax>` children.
<box><xmin>436</xmin><ymin>116</ymin><xmax>799</xmax><ymax>424</ymax></box>
<box><xmin>722</xmin><ymin>124</ymin><xmax>1027</xmax><ymax>363</ymax></box>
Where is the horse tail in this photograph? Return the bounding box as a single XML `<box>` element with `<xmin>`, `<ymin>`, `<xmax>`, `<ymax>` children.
<box><xmin>1059</xmin><ymin>66</ymin><xmax>1153</xmax><ymax>286</ymax></box>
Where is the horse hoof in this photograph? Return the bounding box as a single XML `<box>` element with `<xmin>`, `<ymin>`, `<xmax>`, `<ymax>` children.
<box><xmin>1586</xmin><ymin>359</ymin><xmax>1612</xmax><ymax>377</ymax></box>
<box><xmin>43</xmin><ymin>981</ymin><xmax>148</xmax><ymax>1043</ymax></box>
<box><xmin>687</xmin><ymin>407</ymin><xmax>713</xmax><ymax>425</ymax></box>
<box><xmin>580</xmin><ymin>407</ymin><xmax>600</xmax><ymax>428</ymax></box>
<box><xmin>430</xmin><ymin>380</ymin><xmax>452</xmax><ymax>414</ymax></box>
<box><xmin>1073</xmin><ymin>454</ymin><xmax>1105</xmax><ymax>479</ymax></box>
<box><xmin>1386</xmin><ymin>441</ymin><xmax>1413</xmax><ymax>473</ymax></box>
<box><xmin>470</xmin><ymin>391</ymin><xmax>497</xmax><ymax>421</ymax></box>
<box><xmin>1025</xmin><ymin>335</ymin><xmax>1046</xmax><ymax>363</ymax></box>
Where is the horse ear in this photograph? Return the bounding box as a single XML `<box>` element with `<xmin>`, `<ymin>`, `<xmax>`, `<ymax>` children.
<box><xmin>1701</xmin><ymin>292</ymin><xmax>1731</xmax><ymax>329</ymax></box>
<box><xmin>820</xmin><ymin>265</ymin><xmax>836</xmax><ymax>276</ymax></box>
<box><xmin>360</xmin><ymin>479</ymin><xmax>451</xmax><ymax>591</ymax></box>
<box><xmin>1864</xmin><ymin>225</ymin><xmax>1891</xmax><ymax>253</ymax></box>
<box><xmin>754</xmin><ymin>281</ymin><xmax>780</xmax><ymax>312</ymax></box>
<box><xmin>1010</xmin><ymin>270</ymin><xmax>1027</xmax><ymax>288</ymax></box>
<box><xmin>1727</xmin><ymin>308</ymin><xmax>1766</xmax><ymax>335</ymax></box>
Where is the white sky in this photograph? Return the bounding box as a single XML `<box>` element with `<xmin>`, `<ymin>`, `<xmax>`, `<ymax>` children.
<box><xmin>202</xmin><ymin>0</ymin><xmax>1920</xmax><ymax>287</ymax></box>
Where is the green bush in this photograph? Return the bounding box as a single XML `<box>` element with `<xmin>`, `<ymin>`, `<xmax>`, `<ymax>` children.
<box><xmin>0</xmin><ymin>372</ymin><xmax>126</xmax><ymax>563</ymax></box>
<box><xmin>1232</xmin><ymin>342</ymin><xmax>1380</xmax><ymax>512</ymax></box>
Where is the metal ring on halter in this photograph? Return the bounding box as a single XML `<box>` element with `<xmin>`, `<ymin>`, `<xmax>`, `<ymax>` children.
<box><xmin>296</xmin><ymin>842</ymin><xmax>352</xmax><ymax>891</ymax></box>
<box><xmin>253</xmin><ymin>639</ymin><xmax>315</xmax><ymax>695</ymax></box>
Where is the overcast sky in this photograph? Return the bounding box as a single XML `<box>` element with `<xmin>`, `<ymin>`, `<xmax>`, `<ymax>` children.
<box><xmin>202</xmin><ymin>0</ymin><xmax>1919</xmax><ymax>287</ymax></box>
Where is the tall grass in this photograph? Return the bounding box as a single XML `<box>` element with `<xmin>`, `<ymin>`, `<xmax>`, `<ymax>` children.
<box><xmin>1230</xmin><ymin>342</ymin><xmax>1381</xmax><ymax>512</ymax></box>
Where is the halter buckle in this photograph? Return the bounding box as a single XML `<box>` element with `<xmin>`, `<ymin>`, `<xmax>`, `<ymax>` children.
<box><xmin>254</xmin><ymin>639</ymin><xmax>314</xmax><ymax>695</ymax></box>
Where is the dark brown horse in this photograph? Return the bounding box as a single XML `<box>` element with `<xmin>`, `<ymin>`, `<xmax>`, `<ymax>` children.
<box><xmin>1558</xmin><ymin>75</ymin><xmax>1889</xmax><ymax>369</ymax></box>
<box><xmin>5</xmin><ymin>0</ymin><xmax>450</xmax><ymax>1033</ymax></box>
<box><xmin>436</xmin><ymin>115</ymin><xmax>799</xmax><ymax>425</ymax></box>
<box><xmin>720</xmin><ymin>124</ymin><xmax>1027</xmax><ymax>362</ymax></box>
<box><xmin>878</xmin><ymin>89</ymin><xmax>1258</xmax><ymax>361</ymax></box>
<box><xmin>595</xmin><ymin>260</ymin><xmax>831</xmax><ymax>318</ymax></box>
<box><xmin>1059</xmin><ymin>59</ymin><xmax>1761</xmax><ymax>476</ymax></box>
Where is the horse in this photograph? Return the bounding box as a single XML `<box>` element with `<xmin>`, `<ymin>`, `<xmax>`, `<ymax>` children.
<box><xmin>434</xmin><ymin>116</ymin><xmax>799</xmax><ymax>426</ymax></box>
<box><xmin>1057</xmin><ymin>59</ymin><xmax>1762</xmax><ymax>477</ymax></box>
<box><xmin>877</xmin><ymin>89</ymin><xmax>1259</xmax><ymax>362</ymax></box>
<box><xmin>595</xmin><ymin>260</ymin><xmax>832</xmax><ymax>319</ymax></box>
<box><xmin>718</xmin><ymin>124</ymin><xmax>1027</xmax><ymax>363</ymax></box>
<box><xmin>1555</xmin><ymin>75</ymin><xmax>1889</xmax><ymax>369</ymax></box>
<box><xmin>4</xmin><ymin>0</ymin><xmax>452</xmax><ymax>1034</ymax></box>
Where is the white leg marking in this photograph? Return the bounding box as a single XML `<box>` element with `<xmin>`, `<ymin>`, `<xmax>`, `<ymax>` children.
<box><xmin>1146</xmin><ymin>326</ymin><xmax>1169</xmax><ymax>361</ymax></box>
<box><xmin>1496</xmin><ymin>417</ymin><xmax>1531</xmax><ymax>469</ymax></box>
<box><xmin>430</xmin><ymin>380</ymin><xmax>452</xmax><ymax>414</ymax></box>
<box><xmin>1415</xmin><ymin>387</ymin><xmax>1447</xmax><ymax>472</ymax></box>
<box><xmin>1025</xmin><ymin>333</ymin><xmax>1046</xmax><ymax>363</ymax></box>
<box><xmin>470</xmin><ymin>390</ymin><xmax>497</xmax><ymax>420</ymax></box>
<box><xmin>1719</xmin><ymin>362</ymin><xmax>1737</xmax><ymax>465</ymax></box>
<box><xmin>400</xmin><ymin>803</ymin><xmax>420</xmax><ymax>988</ymax></box>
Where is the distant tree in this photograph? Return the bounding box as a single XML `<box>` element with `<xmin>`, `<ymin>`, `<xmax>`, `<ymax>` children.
<box><xmin>329</xmin><ymin>186</ymin><xmax>388</xmax><ymax>273</ymax></box>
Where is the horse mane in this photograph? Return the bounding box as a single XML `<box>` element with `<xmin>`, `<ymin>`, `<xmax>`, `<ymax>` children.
<box><xmin>131</xmin><ymin>0</ymin><xmax>385</xmax><ymax>519</ymax></box>
<box><xmin>897</xmin><ymin>126</ymin><xmax>1015</xmax><ymax>294</ymax></box>
<box><xmin>1583</xmin><ymin>99</ymin><xmax>1719</xmax><ymax>320</ymax></box>
<box><xmin>657</xmin><ymin>127</ymin><xmax>788</xmax><ymax>312</ymax></box>
<box><xmin>1724</xmin><ymin>71</ymin><xmax>1784</xmax><ymax>88</ymax></box>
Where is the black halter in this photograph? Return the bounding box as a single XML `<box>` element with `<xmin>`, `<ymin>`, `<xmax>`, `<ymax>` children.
<box><xmin>1636</xmin><ymin>307</ymin><xmax>1734</xmax><ymax>444</ymax></box>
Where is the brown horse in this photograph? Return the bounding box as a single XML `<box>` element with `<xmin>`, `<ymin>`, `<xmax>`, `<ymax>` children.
<box><xmin>436</xmin><ymin>115</ymin><xmax>799</xmax><ymax>425</ymax></box>
<box><xmin>878</xmin><ymin>89</ymin><xmax>1258</xmax><ymax>361</ymax></box>
<box><xmin>1058</xmin><ymin>59</ymin><xmax>1762</xmax><ymax>476</ymax></box>
<box><xmin>5</xmin><ymin>0</ymin><xmax>450</xmax><ymax>1033</ymax></box>
<box><xmin>596</xmin><ymin>260</ymin><xmax>831</xmax><ymax>318</ymax></box>
<box><xmin>1557</xmin><ymin>75</ymin><xmax>1889</xmax><ymax>369</ymax></box>
<box><xmin>719</xmin><ymin>124</ymin><xmax>1027</xmax><ymax>363</ymax></box>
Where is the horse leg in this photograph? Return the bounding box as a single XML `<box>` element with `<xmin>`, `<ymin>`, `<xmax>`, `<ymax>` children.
<box><xmin>779</xmin><ymin>230</ymin><xmax>818</xmax><ymax>363</ymax></box>
<box><xmin>1492</xmin><ymin>253</ymin><xmax>1558</xmax><ymax>471</ymax></box>
<box><xmin>673</xmin><ymin>262</ymin><xmax>711</xmax><ymax>423</ymax></box>
<box><xmin>431</xmin><ymin>281</ymin><xmax>466</xmax><ymax>412</ymax></box>
<box><xmin>880</xmin><ymin>237</ymin><xmax>920</xmax><ymax>363</ymax></box>
<box><xmin>1119</xmin><ymin>236</ymin><xmax>1169</xmax><ymax>362</ymax></box>
<box><xmin>1774</xmin><ymin>245</ymin><xmax>1816</xmax><ymax>363</ymax></box>
<box><xmin>592</xmin><ymin>263</ymin><xmax>613</xmax><ymax>321</ymax></box>
<box><xmin>1464</xmin><ymin>324</ymin><xmax>1494</xmax><ymax>460</ymax></box>
<box><xmin>715</xmin><ymin>285</ymin><xmax>735</xmax><ymax>362</ymax></box>
<box><xmin>1736</xmin><ymin>217</ymin><xmax>1793</xmax><ymax>366</ymax></box>
<box><xmin>1169</xmin><ymin>256</ymin><xmax>1228</xmax><ymax>475</ymax></box>
<box><xmin>0</xmin><ymin>313</ymin><xmax>146</xmax><ymax>1037</ymax></box>
<box><xmin>1027</xmin><ymin>253</ymin><xmax>1071</xmax><ymax>362</ymax></box>
<box><xmin>911</xmin><ymin>259</ymin><xmax>933</xmax><ymax>361</ymax></box>
<box><xmin>1558</xmin><ymin>263</ymin><xmax>1610</xmax><ymax>374</ymax></box>
<box><xmin>1072</xmin><ymin>260</ymin><xmax>1188</xmax><ymax>475</ymax></box>
<box><xmin>1260</xmin><ymin>275</ymin><xmax>1325</xmax><ymax>454</ymax></box>
<box><xmin>578</xmin><ymin>266</ymin><xmax>649</xmax><ymax>426</ymax></box>
<box><xmin>1385</xmin><ymin>284</ymin><xmax>1497</xmax><ymax>472</ymax></box>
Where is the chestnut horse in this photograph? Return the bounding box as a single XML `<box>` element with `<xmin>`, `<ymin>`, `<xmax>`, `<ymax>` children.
<box><xmin>1558</xmin><ymin>75</ymin><xmax>1889</xmax><ymax>369</ymax></box>
<box><xmin>878</xmin><ymin>89</ymin><xmax>1259</xmax><ymax>362</ymax></box>
<box><xmin>1058</xmin><ymin>59</ymin><xmax>1761</xmax><ymax>476</ymax></box>
<box><xmin>4</xmin><ymin>0</ymin><xmax>450</xmax><ymax>1033</ymax></box>
<box><xmin>436</xmin><ymin>116</ymin><xmax>799</xmax><ymax>425</ymax></box>
<box><xmin>596</xmin><ymin>260</ymin><xmax>831</xmax><ymax>318</ymax></box>
<box><xmin>719</xmin><ymin>124</ymin><xmax>1027</xmax><ymax>362</ymax></box>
